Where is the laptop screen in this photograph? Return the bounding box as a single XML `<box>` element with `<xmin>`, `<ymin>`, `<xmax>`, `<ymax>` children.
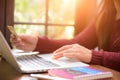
<box><xmin>0</xmin><ymin>31</ymin><xmax>20</xmax><ymax>71</ymax></box>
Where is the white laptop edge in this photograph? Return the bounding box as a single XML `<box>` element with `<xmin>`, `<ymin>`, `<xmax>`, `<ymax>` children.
<box><xmin>0</xmin><ymin>31</ymin><xmax>21</xmax><ymax>72</ymax></box>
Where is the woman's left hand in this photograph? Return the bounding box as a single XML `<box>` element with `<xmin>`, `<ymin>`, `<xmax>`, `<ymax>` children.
<box><xmin>52</xmin><ymin>44</ymin><xmax>92</xmax><ymax>63</ymax></box>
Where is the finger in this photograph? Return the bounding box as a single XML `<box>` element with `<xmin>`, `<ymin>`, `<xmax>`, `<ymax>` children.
<box><xmin>53</xmin><ymin>44</ymin><xmax>73</xmax><ymax>54</ymax></box>
<box><xmin>11</xmin><ymin>34</ymin><xmax>19</xmax><ymax>40</ymax></box>
<box><xmin>10</xmin><ymin>38</ymin><xmax>25</xmax><ymax>49</ymax></box>
<box><xmin>53</xmin><ymin>46</ymin><xmax>83</xmax><ymax>60</ymax></box>
<box><xmin>14</xmin><ymin>41</ymin><xmax>25</xmax><ymax>49</ymax></box>
<box><xmin>10</xmin><ymin>37</ymin><xmax>21</xmax><ymax>45</ymax></box>
<box><xmin>52</xmin><ymin>52</ymin><xmax>63</xmax><ymax>60</ymax></box>
<box><xmin>52</xmin><ymin>48</ymin><xmax>74</xmax><ymax>60</ymax></box>
<box><xmin>53</xmin><ymin>51</ymin><xmax>75</xmax><ymax>60</ymax></box>
<box><xmin>10</xmin><ymin>34</ymin><xmax>20</xmax><ymax>42</ymax></box>
<box><xmin>63</xmin><ymin>52</ymin><xmax>79</xmax><ymax>60</ymax></box>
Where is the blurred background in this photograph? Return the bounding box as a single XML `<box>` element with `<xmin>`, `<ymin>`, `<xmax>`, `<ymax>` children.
<box><xmin>0</xmin><ymin>0</ymin><xmax>101</xmax><ymax>44</ymax></box>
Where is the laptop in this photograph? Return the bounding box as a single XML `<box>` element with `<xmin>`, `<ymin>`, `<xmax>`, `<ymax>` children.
<box><xmin>0</xmin><ymin>31</ymin><xmax>88</xmax><ymax>73</ymax></box>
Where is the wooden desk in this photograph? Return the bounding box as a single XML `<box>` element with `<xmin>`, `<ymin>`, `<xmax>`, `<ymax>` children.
<box><xmin>0</xmin><ymin>58</ymin><xmax>120</xmax><ymax>80</ymax></box>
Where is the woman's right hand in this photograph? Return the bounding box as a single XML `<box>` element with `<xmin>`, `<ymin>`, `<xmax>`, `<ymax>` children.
<box><xmin>52</xmin><ymin>44</ymin><xmax>92</xmax><ymax>63</ymax></box>
<box><xmin>10</xmin><ymin>34</ymin><xmax>38</xmax><ymax>52</ymax></box>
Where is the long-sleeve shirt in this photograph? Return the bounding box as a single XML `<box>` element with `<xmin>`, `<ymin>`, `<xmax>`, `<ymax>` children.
<box><xmin>90</xmin><ymin>19</ymin><xmax>120</xmax><ymax>71</ymax></box>
<box><xmin>34</xmin><ymin>19</ymin><xmax>120</xmax><ymax>72</ymax></box>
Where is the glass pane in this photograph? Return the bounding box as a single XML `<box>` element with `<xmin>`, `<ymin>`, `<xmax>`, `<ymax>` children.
<box><xmin>14</xmin><ymin>0</ymin><xmax>45</xmax><ymax>23</ymax></box>
<box><xmin>49</xmin><ymin>0</ymin><xmax>76</xmax><ymax>24</ymax></box>
<box><xmin>48</xmin><ymin>26</ymin><xmax>74</xmax><ymax>39</ymax></box>
<box><xmin>14</xmin><ymin>25</ymin><xmax>45</xmax><ymax>36</ymax></box>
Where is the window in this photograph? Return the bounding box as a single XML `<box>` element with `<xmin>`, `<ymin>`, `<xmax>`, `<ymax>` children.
<box><xmin>14</xmin><ymin>0</ymin><xmax>77</xmax><ymax>39</ymax></box>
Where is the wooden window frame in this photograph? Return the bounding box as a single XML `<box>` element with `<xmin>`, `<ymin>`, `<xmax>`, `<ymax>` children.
<box><xmin>14</xmin><ymin>0</ymin><xmax>75</xmax><ymax>36</ymax></box>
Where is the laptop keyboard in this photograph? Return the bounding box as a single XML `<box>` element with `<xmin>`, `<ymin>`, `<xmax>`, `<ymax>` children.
<box><xmin>17</xmin><ymin>55</ymin><xmax>59</xmax><ymax>68</ymax></box>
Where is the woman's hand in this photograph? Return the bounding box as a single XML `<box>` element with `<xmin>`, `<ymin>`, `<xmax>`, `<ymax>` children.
<box><xmin>10</xmin><ymin>34</ymin><xmax>38</xmax><ymax>52</ymax></box>
<box><xmin>52</xmin><ymin>44</ymin><xmax>92</xmax><ymax>63</ymax></box>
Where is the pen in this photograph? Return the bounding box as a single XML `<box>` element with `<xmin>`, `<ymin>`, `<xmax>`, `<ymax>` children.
<box><xmin>30</xmin><ymin>74</ymin><xmax>69</xmax><ymax>80</ymax></box>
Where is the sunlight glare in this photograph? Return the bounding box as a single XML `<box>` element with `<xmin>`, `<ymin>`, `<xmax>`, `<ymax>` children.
<box><xmin>63</xmin><ymin>0</ymin><xmax>69</xmax><ymax>4</ymax></box>
<box><xmin>65</xmin><ymin>26</ymin><xmax>74</xmax><ymax>39</ymax></box>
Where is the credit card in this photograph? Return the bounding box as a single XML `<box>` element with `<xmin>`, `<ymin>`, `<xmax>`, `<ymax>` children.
<box><xmin>8</xmin><ymin>26</ymin><xmax>18</xmax><ymax>37</ymax></box>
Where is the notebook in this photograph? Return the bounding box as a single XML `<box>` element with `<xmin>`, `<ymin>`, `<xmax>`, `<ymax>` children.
<box><xmin>48</xmin><ymin>66</ymin><xmax>113</xmax><ymax>80</ymax></box>
<box><xmin>0</xmin><ymin>31</ymin><xmax>88</xmax><ymax>73</ymax></box>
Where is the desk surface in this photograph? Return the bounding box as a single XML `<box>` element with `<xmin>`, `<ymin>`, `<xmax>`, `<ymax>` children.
<box><xmin>0</xmin><ymin>58</ymin><xmax>120</xmax><ymax>80</ymax></box>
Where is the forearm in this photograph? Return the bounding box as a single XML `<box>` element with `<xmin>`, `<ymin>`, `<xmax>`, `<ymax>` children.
<box><xmin>34</xmin><ymin>32</ymin><xmax>97</xmax><ymax>53</ymax></box>
<box><xmin>90</xmin><ymin>50</ymin><xmax>120</xmax><ymax>71</ymax></box>
<box><xmin>34</xmin><ymin>36</ymin><xmax>74</xmax><ymax>53</ymax></box>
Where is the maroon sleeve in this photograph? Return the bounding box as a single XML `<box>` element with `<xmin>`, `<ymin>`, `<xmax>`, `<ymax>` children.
<box><xmin>90</xmin><ymin>50</ymin><xmax>120</xmax><ymax>71</ymax></box>
<box><xmin>34</xmin><ymin>36</ymin><xmax>74</xmax><ymax>53</ymax></box>
<box><xmin>34</xmin><ymin>18</ymin><xmax>98</xmax><ymax>53</ymax></box>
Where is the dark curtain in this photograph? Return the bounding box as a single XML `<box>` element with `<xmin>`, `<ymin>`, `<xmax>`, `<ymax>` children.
<box><xmin>0</xmin><ymin>0</ymin><xmax>14</xmax><ymax>46</ymax></box>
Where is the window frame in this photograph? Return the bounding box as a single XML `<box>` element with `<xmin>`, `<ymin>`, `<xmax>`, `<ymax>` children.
<box><xmin>1</xmin><ymin>0</ymin><xmax>98</xmax><ymax>46</ymax></box>
<box><xmin>0</xmin><ymin>0</ymin><xmax>14</xmax><ymax>46</ymax></box>
<box><xmin>14</xmin><ymin>0</ymin><xmax>75</xmax><ymax>36</ymax></box>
